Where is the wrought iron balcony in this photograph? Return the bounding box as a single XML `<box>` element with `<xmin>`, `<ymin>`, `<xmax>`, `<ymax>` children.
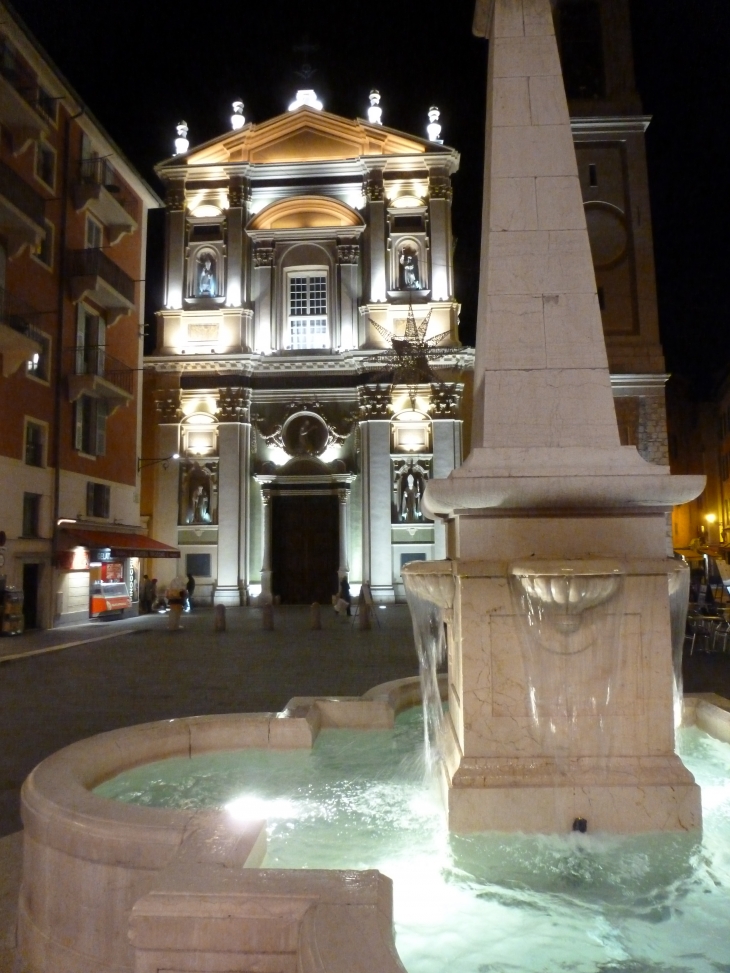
<box><xmin>0</xmin><ymin>285</ymin><xmax>44</xmax><ymax>377</ymax></box>
<box><xmin>66</xmin><ymin>344</ymin><xmax>134</xmax><ymax>409</ymax></box>
<box><xmin>73</xmin><ymin>158</ymin><xmax>137</xmax><ymax>244</ymax></box>
<box><xmin>0</xmin><ymin>156</ymin><xmax>45</xmax><ymax>257</ymax></box>
<box><xmin>67</xmin><ymin>248</ymin><xmax>136</xmax><ymax>324</ymax></box>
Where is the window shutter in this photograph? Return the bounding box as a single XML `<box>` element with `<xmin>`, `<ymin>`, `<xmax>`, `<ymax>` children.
<box><xmin>74</xmin><ymin>398</ymin><xmax>84</xmax><ymax>451</ymax></box>
<box><xmin>95</xmin><ymin>400</ymin><xmax>107</xmax><ymax>457</ymax></box>
<box><xmin>86</xmin><ymin>481</ymin><xmax>94</xmax><ymax>516</ymax></box>
<box><xmin>75</xmin><ymin>305</ymin><xmax>86</xmax><ymax>374</ymax></box>
<box><xmin>94</xmin><ymin>317</ymin><xmax>106</xmax><ymax>375</ymax></box>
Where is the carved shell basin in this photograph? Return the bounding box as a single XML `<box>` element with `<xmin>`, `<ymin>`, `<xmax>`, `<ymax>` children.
<box><xmin>510</xmin><ymin>560</ymin><xmax>624</xmax><ymax>634</ymax></box>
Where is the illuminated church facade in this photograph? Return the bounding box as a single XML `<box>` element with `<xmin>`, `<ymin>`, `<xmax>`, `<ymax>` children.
<box><xmin>142</xmin><ymin>94</ymin><xmax>470</xmax><ymax>605</ymax></box>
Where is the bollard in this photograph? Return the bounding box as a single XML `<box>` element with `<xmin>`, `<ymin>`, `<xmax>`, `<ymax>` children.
<box><xmin>357</xmin><ymin>591</ymin><xmax>371</xmax><ymax>630</ymax></box>
<box><xmin>310</xmin><ymin>601</ymin><xmax>322</xmax><ymax>630</ymax></box>
<box><xmin>262</xmin><ymin>603</ymin><xmax>274</xmax><ymax>630</ymax></box>
<box><xmin>214</xmin><ymin>603</ymin><xmax>226</xmax><ymax>632</ymax></box>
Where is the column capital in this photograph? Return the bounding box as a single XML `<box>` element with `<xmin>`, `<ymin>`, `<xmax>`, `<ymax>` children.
<box><xmin>165</xmin><ymin>180</ymin><xmax>185</xmax><ymax>211</ymax></box>
<box><xmin>253</xmin><ymin>244</ymin><xmax>274</xmax><ymax>268</ymax></box>
<box><xmin>217</xmin><ymin>387</ymin><xmax>251</xmax><ymax>423</ymax></box>
<box><xmin>358</xmin><ymin>384</ymin><xmax>393</xmax><ymax>418</ymax></box>
<box><xmin>154</xmin><ymin>389</ymin><xmax>182</xmax><ymax>424</ymax></box>
<box><xmin>228</xmin><ymin>177</ymin><xmax>252</xmax><ymax>209</ymax></box>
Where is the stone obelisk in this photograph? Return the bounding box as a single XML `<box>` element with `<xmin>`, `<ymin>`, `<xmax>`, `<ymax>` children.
<box><xmin>411</xmin><ymin>0</ymin><xmax>705</xmax><ymax>833</ymax></box>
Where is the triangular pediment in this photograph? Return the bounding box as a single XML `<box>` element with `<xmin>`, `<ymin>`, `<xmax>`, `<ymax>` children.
<box><xmin>180</xmin><ymin>107</ymin><xmax>444</xmax><ymax>167</ymax></box>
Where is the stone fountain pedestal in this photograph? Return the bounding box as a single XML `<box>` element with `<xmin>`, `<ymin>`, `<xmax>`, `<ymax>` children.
<box><xmin>405</xmin><ymin>481</ymin><xmax>703</xmax><ymax>833</ymax></box>
<box><xmin>402</xmin><ymin>0</ymin><xmax>706</xmax><ymax>834</ymax></box>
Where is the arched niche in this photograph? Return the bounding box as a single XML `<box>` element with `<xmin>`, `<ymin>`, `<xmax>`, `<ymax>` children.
<box><xmin>248</xmin><ymin>195</ymin><xmax>364</xmax><ymax>231</ymax></box>
<box><xmin>390</xmin><ymin>235</ymin><xmax>428</xmax><ymax>293</ymax></box>
<box><xmin>188</xmin><ymin>245</ymin><xmax>223</xmax><ymax>299</ymax></box>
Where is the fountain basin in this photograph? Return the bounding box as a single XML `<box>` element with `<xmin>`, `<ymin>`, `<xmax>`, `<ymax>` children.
<box><xmin>16</xmin><ymin>690</ymin><xmax>730</xmax><ymax>973</ymax></box>
<box><xmin>18</xmin><ymin>685</ymin><xmax>429</xmax><ymax>973</ymax></box>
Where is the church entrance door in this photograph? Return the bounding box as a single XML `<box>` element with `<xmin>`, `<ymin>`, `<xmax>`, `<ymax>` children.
<box><xmin>271</xmin><ymin>494</ymin><xmax>339</xmax><ymax>604</ymax></box>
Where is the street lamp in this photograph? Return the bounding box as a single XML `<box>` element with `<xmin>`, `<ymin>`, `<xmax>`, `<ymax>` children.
<box><xmin>137</xmin><ymin>453</ymin><xmax>179</xmax><ymax>472</ymax></box>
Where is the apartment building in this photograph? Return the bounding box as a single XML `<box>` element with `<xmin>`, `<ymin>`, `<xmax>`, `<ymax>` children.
<box><xmin>0</xmin><ymin>2</ymin><xmax>165</xmax><ymax>629</ymax></box>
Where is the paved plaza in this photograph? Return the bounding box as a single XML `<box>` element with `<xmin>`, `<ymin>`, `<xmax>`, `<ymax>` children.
<box><xmin>0</xmin><ymin>604</ymin><xmax>418</xmax><ymax>839</ymax></box>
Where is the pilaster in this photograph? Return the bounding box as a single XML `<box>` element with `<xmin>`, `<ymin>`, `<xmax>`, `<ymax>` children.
<box><xmin>164</xmin><ymin>180</ymin><xmax>186</xmax><ymax>310</ymax></box>
<box><xmin>252</xmin><ymin>242</ymin><xmax>274</xmax><ymax>352</ymax></box>
<box><xmin>364</xmin><ymin>173</ymin><xmax>386</xmax><ymax>306</ymax></box>
<box><xmin>428</xmin><ymin>171</ymin><xmax>453</xmax><ymax>301</ymax></box>
<box><xmin>360</xmin><ymin>419</ymin><xmax>394</xmax><ymax>602</ymax></box>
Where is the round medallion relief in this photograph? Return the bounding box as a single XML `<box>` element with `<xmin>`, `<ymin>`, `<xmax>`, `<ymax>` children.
<box><xmin>584</xmin><ymin>201</ymin><xmax>628</xmax><ymax>269</ymax></box>
<box><xmin>282</xmin><ymin>412</ymin><xmax>329</xmax><ymax>457</ymax></box>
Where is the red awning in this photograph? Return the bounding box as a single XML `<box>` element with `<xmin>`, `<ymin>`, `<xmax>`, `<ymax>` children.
<box><xmin>59</xmin><ymin>529</ymin><xmax>180</xmax><ymax>559</ymax></box>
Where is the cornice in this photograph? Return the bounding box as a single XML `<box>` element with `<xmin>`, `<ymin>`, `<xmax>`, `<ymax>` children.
<box><xmin>610</xmin><ymin>373</ymin><xmax>670</xmax><ymax>395</ymax></box>
<box><xmin>144</xmin><ymin>347</ymin><xmax>476</xmax><ymax>377</ymax></box>
<box><xmin>571</xmin><ymin>116</ymin><xmax>652</xmax><ymax>135</ymax></box>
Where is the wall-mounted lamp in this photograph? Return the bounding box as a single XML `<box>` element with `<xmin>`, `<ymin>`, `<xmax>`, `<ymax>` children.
<box><xmin>137</xmin><ymin>453</ymin><xmax>180</xmax><ymax>472</ymax></box>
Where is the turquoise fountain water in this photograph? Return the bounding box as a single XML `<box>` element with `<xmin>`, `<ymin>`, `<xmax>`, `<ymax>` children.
<box><xmin>97</xmin><ymin>707</ymin><xmax>730</xmax><ymax>973</ymax></box>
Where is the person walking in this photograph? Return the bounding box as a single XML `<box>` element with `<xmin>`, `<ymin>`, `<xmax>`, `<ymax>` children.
<box><xmin>186</xmin><ymin>573</ymin><xmax>196</xmax><ymax>612</ymax></box>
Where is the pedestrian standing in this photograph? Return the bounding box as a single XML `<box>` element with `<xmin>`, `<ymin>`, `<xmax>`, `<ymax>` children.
<box><xmin>338</xmin><ymin>576</ymin><xmax>352</xmax><ymax>616</ymax></box>
<box><xmin>140</xmin><ymin>574</ymin><xmax>150</xmax><ymax>614</ymax></box>
<box><xmin>186</xmin><ymin>573</ymin><xmax>196</xmax><ymax>612</ymax></box>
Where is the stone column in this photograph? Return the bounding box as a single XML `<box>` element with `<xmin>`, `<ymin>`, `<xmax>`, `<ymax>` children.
<box><xmin>428</xmin><ymin>171</ymin><xmax>453</xmax><ymax>301</ymax></box>
<box><xmin>364</xmin><ymin>174</ymin><xmax>386</xmax><ymax>303</ymax></box>
<box><xmin>252</xmin><ymin>243</ymin><xmax>274</xmax><ymax>352</ymax></box>
<box><xmin>337</xmin><ymin>487</ymin><xmax>350</xmax><ymax>580</ymax></box>
<box><xmin>431</xmin><ymin>418</ymin><xmax>462</xmax><ymax>558</ymax></box>
<box><xmin>360</xmin><ymin>415</ymin><xmax>394</xmax><ymax>602</ymax></box>
<box><xmin>214</xmin><ymin>388</ymin><xmax>251</xmax><ymax>606</ymax></box>
<box><xmin>226</xmin><ymin>178</ymin><xmax>245</xmax><ymax>309</ymax></box>
<box><xmin>151</xmin><ymin>391</ymin><xmax>182</xmax><ymax>583</ymax></box>
<box><xmin>164</xmin><ymin>181</ymin><xmax>186</xmax><ymax>310</ymax></box>
<box><xmin>337</xmin><ymin>242</ymin><xmax>360</xmax><ymax>350</ymax></box>
<box><xmin>259</xmin><ymin>487</ymin><xmax>273</xmax><ymax>603</ymax></box>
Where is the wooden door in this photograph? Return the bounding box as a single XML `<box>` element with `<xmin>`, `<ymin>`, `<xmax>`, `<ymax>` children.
<box><xmin>272</xmin><ymin>494</ymin><xmax>339</xmax><ymax>604</ymax></box>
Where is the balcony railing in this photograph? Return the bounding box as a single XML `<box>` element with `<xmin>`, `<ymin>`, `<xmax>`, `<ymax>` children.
<box><xmin>0</xmin><ymin>285</ymin><xmax>46</xmax><ymax>346</ymax></box>
<box><xmin>0</xmin><ymin>157</ymin><xmax>45</xmax><ymax>228</ymax></box>
<box><xmin>76</xmin><ymin>157</ymin><xmax>134</xmax><ymax>216</ymax></box>
<box><xmin>0</xmin><ymin>38</ymin><xmax>39</xmax><ymax>110</ymax></box>
<box><xmin>67</xmin><ymin>344</ymin><xmax>135</xmax><ymax>398</ymax></box>
<box><xmin>67</xmin><ymin>248</ymin><xmax>136</xmax><ymax>305</ymax></box>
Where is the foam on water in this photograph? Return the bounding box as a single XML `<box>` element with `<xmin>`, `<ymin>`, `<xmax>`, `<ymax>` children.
<box><xmin>95</xmin><ymin>711</ymin><xmax>730</xmax><ymax>973</ymax></box>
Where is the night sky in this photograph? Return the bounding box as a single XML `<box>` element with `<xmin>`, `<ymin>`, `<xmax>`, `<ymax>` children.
<box><xmin>10</xmin><ymin>0</ymin><xmax>730</xmax><ymax>391</ymax></box>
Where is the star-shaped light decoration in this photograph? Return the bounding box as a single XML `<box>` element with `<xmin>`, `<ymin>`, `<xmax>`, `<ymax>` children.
<box><xmin>367</xmin><ymin>305</ymin><xmax>455</xmax><ymax>406</ymax></box>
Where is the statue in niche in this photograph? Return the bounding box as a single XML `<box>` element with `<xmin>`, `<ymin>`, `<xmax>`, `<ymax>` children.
<box><xmin>191</xmin><ymin>485</ymin><xmax>212</xmax><ymax>524</ymax></box>
<box><xmin>197</xmin><ymin>251</ymin><xmax>216</xmax><ymax>297</ymax></box>
<box><xmin>399</xmin><ymin>246</ymin><xmax>421</xmax><ymax>289</ymax></box>
<box><xmin>179</xmin><ymin>463</ymin><xmax>217</xmax><ymax>525</ymax></box>
<box><xmin>399</xmin><ymin>467</ymin><xmax>425</xmax><ymax>523</ymax></box>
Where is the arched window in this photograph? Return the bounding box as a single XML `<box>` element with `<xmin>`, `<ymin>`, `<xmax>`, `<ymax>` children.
<box><xmin>286</xmin><ymin>269</ymin><xmax>328</xmax><ymax>350</ymax></box>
